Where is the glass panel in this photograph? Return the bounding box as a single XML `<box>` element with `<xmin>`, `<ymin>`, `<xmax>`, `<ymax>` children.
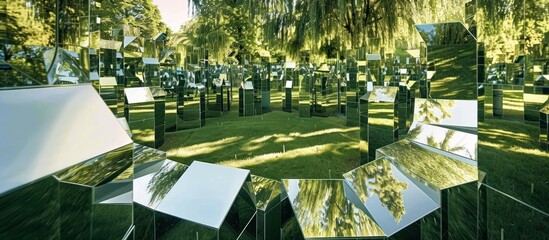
<box><xmin>343</xmin><ymin>158</ymin><xmax>439</xmax><ymax>237</ymax></box>
<box><xmin>298</xmin><ymin>63</ymin><xmax>312</xmax><ymax>118</ymax></box>
<box><xmin>415</xmin><ymin>22</ymin><xmax>477</xmax><ymax>100</ymax></box>
<box><xmin>133</xmin><ymin>160</ymin><xmax>188</xmax><ymax>209</ymax></box>
<box><xmin>251</xmin><ymin>175</ymin><xmax>281</xmax><ymax>212</ymax></box>
<box><xmin>156</xmin><ymin>161</ymin><xmax>252</xmax><ymax>229</ymax></box>
<box><xmin>240</xmin><ymin>81</ymin><xmax>255</xmax><ymax>116</ymax></box>
<box><xmin>92</xmin><ymin>203</ymin><xmax>132</xmax><ymax>239</ymax></box>
<box><xmin>364</xmin><ymin>87</ymin><xmax>399</xmax><ymax>161</ymax></box>
<box><xmin>55</xmin><ymin>143</ymin><xmax>133</xmax><ymax>186</ymax></box>
<box><xmin>445</xmin><ymin>182</ymin><xmax>477</xmax><ymax>239</ymax></box>
<box><xmin>0</xmin><ymin>176</ymin><xmax>59</xmax><ymax>239</ymax></box>
<box><xmin>407</xmin><ymin>122</ymin><xmax>477</xmax><ymax>162</ymax></box>
<box><xmin>282</xmin><ymin>179</ymin><xmax>384</xmax><ymax>238</ymax></box>
<box><xmin>155</xmin><ymin>211</ymin><xmax>218</xmax><ymax>240</ymax></box>
<box><xmin>414</xmin><ymin>98</ymin><xmax>477</xmax><ymax>131</ymax></box>
<box><xmin>376</xmin><ymin>139</ymin><xmax>478</xmax><ymax>190</ymax></box>
<box><xmin>0</xmin><ymin>85</ymin><xmax>132</xmax><ymax>194</ymax></box>
<box><xmin>59</xmin><ymin>182</ymin><xmax>92</xmax><ymax>239</ymax></box>
<box><xmin>133</xmin><ymin>203</ymin><xmax>156</xmax><ymax>240</ymax></box>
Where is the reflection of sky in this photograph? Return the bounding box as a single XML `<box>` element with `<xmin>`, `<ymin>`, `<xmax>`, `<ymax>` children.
<box><xmin>439</xmin><ymin>100</ymin><xmax>477</xmax><ymax>128</ymax></box>
<box><xmin>415</xmin><ymin>99</ymin><xmax>477</xmax><ymax>128</ymax></box>
<box><xmin>360</xmin><ymin>163</ymin><xmax>438</xmax><ymax>236</ymax></box>
<box><xmin>410</xmin><ymin>122</ymin><xmax>477</xmax><ymax>160</ymax></box>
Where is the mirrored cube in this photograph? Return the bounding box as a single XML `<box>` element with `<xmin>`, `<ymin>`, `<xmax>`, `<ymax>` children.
<box><xmin>207</xmin><ymin>78</ymin><xmax>224</xmax><ymax>117</ymax></box>
<box><xmin>283</xmin><ymin>80</ymin><xmax>293</xmax><ymax>112</ymax></box>
<box><xmin>413</xmin><ymin>98</ymin><xmax>478</xmax><ymax>132</ymax></box>
<box><xmin>415</xmin><ymin>22</ymin><xmax>477</xmax><ymax>100</ymax></box>
<box><xmin>284</xmin><ymin>62</ymin><xmax>299</xmax><ymax>112</ymax></box>
<box><xmin>282</xmin><ymin>179</ymin><xmax>385</xmax><ymax>239</ymax></box>
<box><xmin>240</xmin><ymin>81</ymin><xmax>255</xmax><ymax>116</ymax></box>
<box><xmin>124</xmin><ymin>87</ymin><xmax>164</xmax><ymax>148</ymax></box>
<box><xmin>55</xmin><ymin>144</ymin><xmax>134</xmax><ymax>239</ymax></box>
<box><xmin>541</xmin><ymin>98</ymin><xmax>549</xmax><ymax>150</ymax></box>
<box><xmin>134</xmin><ymin>161</ymin><xmax>257</xmax><ymax>239</ymax></box>
<box><xmin>343</xmin><ymin>157</ymin><xmax>439</xmax><ymax>238</ymax></box>
<box><xmin>298</xmin><ymin>65</ymin><xmax>312</xmax><ymax>118</ymax></box>
<box><xmin>346</xmin><ymin>57</ymin><xmax>359</xmax><ymax>127</ymax></box>
<box><xmin>524</xmin><ymin>85</ymin><xmax>549</xmax><ymax>122</ymax></box>
<box><xmin>407</xmin><ymin>122</ymin><xmax>477</xmax><ymax>165</ymax></box>
<box><xmin>0</xmin><ymin>85</ymin><xmax>133</xmax><ymax>239</ymax></box>
<box><xmin>376</xmin><ymin>140</ymin><xmax>478</xmax><ymax>239</ymax></box>
<box><xmin>99</xmin><ymin>77</ymin><xmax>119</xmax><ymax>115</ymax></box>
<box><xmin>176</xmin><ymin>81</ymin><xmax>205</xmax><ymax>130</ymax></box>
<box><xmin>360</xmin><ymin>86</ymin><xmax>399</xmax><ymax>163</ymax></box>
<box><xmin>251</xmin><ymin>175</ymin><xmax>281</xmax><ymax>240</ymax></box>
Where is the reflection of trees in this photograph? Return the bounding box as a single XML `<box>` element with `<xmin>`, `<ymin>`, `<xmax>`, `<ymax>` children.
<box><xmin>426</xmin><ymin>129</ymin><xmax>470</xmax><ymax>157</ymax></box>
<box><xmin>347</xmin><ymin>159</ymin><xmax>408</xmax><ymax>223</ymax></box>
<box><xmin>147</xmin><ymin>161</ymin><xmax>188</xmax><ymax>206</ymax></box>
<box><xmin>416</xmin><ymin>99</ymin><xmax>455</xmax><ymax>124</ymax></box>
<box><xmin>291</xmin><ymin>180</ymin><xmax>383</xmax><ymax>237</ymax></box>
<box><xmin>252</xmin><ymin>175</ymin><xmax>280</xmax><ymax>211</ymax></box>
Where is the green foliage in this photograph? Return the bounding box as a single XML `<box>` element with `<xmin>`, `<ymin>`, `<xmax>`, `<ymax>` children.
<box><xmin>96</xmin><ymin>0</ymin><xmax>167</xmax><ymax>39</ymax></box>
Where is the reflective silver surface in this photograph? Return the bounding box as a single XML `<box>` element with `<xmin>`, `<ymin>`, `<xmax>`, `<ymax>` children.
<box><xmin>133</xmin><ymin>159</ymin><xmax>188</xmax><ymax>209</ymax></box>
<box><xmin>156</xmin><ymin>161</ymin><xmax>253</xmax><ymax>229</ymax></box>
<box><xmin>124</xmin><ymin>87</ymin><xmax>155</xmax><ymax>104</ymax></box>
<box><xmin>283</xmin><ymin>179</ymin><xmax>385</xmax><ymax>238</ymax></box>
<box><xmin>408</xmin><ymin>122</ymin><xmax>477</xmax><ymax>162</ymax></box>
<box><xmin>360</xmin><ymin>86</ymin><xmax>399</xmax><ymax>162</ymax></box>
<box><xmin>0</xmin><ymin>85</ymin><xmax>132</xmax><ymax>194</ymax></box>
<box><xmin>343</xmin><ymin>157</ymin><xmax>439</xmax><ymax>236</ymax></box>
<box><xmin>416</xmin><ymin>22</ymin><xmax>477</xmax><ymax>100</ymax></box>
<box><xmin>252</xmin><ymin>175</ymin><xmax>281</xmax><ymax>212</ymax></box>
<box><xmin>376</xmin><ymin>139</ymin><xmax>478</xmax><ymax>190</ymax></box>
<box><xmin>414</xmin><ymin>98</ymin><xmax>477</xmax><ymax>131</ymax></box>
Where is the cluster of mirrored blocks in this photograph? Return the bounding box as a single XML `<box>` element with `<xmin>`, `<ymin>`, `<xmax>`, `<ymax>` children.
<box><xmin>2</xmin><ymin>0</ymin><xmax>549</xmax><ymax>239</ymax></box>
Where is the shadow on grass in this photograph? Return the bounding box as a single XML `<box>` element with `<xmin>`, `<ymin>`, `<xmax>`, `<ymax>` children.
<box><xmin>479</xmin><ymin>118</ymin><xmax>549</xmax><ymax>213</ymax></box>
<box><xmin>159</xmin><ymin>111</ymin><xmax>360</xmax><ymax>180</ymax></box>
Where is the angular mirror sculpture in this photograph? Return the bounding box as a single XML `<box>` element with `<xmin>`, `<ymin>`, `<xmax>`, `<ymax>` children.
<box><xmin>123</xmin><ymin>36</ymin><xmax>144</xmax><ymax>87</ymax></box>
<box><xmin>142</xmin><ymin>57</ymin><xmax>160</xmax><ymax>86</ymax></box>
<box><xmin>0</xmin><ymin>85</ymin><xmax>132</xmax><ymax>239</ymax></box>
<box><xmin>376</xmin><ymin>139</ymin><xmax>478</xmax><ymax>239</ymax></box>
<box><xmin>124</xmin><ymin>87</ymin><xmax>164</xmax><ymax>148</ymax></box>
<box><xmin>55</xmin><ymin>144</ymin><xmax>133</xmax><ymax>239</ymax></box>
<box><xmin>298</xmin><ymin>63</ymin><xmax>312</xmax><ymax>118</ymax></box>
<box><xmin>407</xmin><ymin>122</ymin><xmax>477</xmax><ymax>165</ymax></box>
<box><xmin>252</xmin><ymin>175</ymin><xmax>281</xmax><ymax>240</ymax></box>
<box><xmin>43</xmin><ymin>48</ymin><xmax>90</xmax><ymax>84</ymax></box>
<box><xmin>207</xmin><ymin>78</ymin><xmax>224</xmax><ymax>117</ymax></box>
<box><xmin>360</xmin><ymin>86</ymin><xmax>399</xmax><ymax>163</ymax></box>
<box><xmin>413</xmin><ymin>98</ymin><xmax>477</xmax><ymax>133</ymax></box>
<box><xmin>99</xmin><ymin>77</ymin><xmax>118</xmax><ymax>115</ymax></box>
<box><xmin>240</xmin><ymin>80</ymin><xmax>255</xmax><ymax>116</ymax></box>
<box><xmin>177</xmin><ymin>80</ymin><xmax>205</xmax><ymax>130</ymax></box>
<box><xmin>283</xmin><ymin>62</ymin><xmax>298</xmax><ymax>112</ymax></box>
<box><xmin>541</xmin><ymin>98</ymin><xmax>549</xmax><ymax>150</ymax></box>
<box><xmin>312</xmin><ymin>63</ymin><xmax>337</xmax><ymax>117</ymax></box>
<box><xmin>136</xmin><ymin>161</ymin><xmax>257</xmax><ymax>239</ymax></box>
<box><xmin>416</xmin><ymin>22</ymin><xmax>477</xmax><ymax>100</ymax></box>
<box><xmin>346</xmin><ymin>50</ymin><xmax>360</xmax><ymax>127</ymax></box>
<box><xmin>282</xmin><ymin>179</ymin><xmax>384</xmax><ymax>239</ymax></box>
<box><xmin>343</xmin><ymin>157</ymin><xmax>439</xmax><ymax>238</ymax></box>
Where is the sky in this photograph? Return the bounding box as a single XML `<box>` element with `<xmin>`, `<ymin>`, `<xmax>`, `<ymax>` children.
<box><xmin>152</xmin><ymin>0</ymin><xmax>193</xmax><ymax>32</ymax></box>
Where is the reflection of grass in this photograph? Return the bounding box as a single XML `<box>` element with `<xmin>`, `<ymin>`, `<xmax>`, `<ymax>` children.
<box><xmin>160</xmin><ymin>111</ymin><xmax>360</xmax><ymax>180</ymax></box>
<box><xmin>479</xmin><ymin>118</ymin><xmax>549</xmax><ymax>214</ymax></box>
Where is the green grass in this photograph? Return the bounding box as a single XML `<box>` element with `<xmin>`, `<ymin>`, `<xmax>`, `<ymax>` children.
<box><xmin>159</xmin><ymin>110</ymin><xmax>361</xmax><ymax>180</ymax></box>
<box><xmin>479</xmin><ymin>118</ymin><xmax>549</xmax><ymax>238</ymax></box>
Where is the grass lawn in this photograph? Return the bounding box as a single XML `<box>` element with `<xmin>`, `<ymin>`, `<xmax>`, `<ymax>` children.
<box><xmin>159</xmin><ymin>110</ymin><xmax>361</xmax><ymax>180</ymax></box>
